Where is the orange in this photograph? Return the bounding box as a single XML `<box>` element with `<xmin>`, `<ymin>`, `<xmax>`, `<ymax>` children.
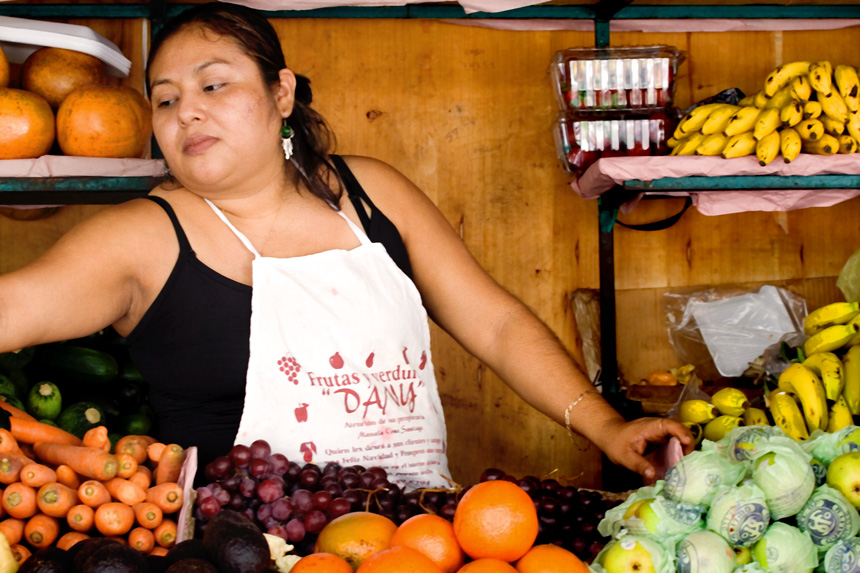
<box><xmin>315</xmin><ymin>511</ymin><xmax>398</xmax><ymax>570</ymax></box>
<box><xmin>453</xmin><ymin>480</ymin><xmax>538</xmax><ymax>562</ymax></box>
<box><xmin>356</xmin><ymin>546</ymin><xmax>443</xmax><ymax>573</ymax></box>
<box><xmin>391</xmin><ymin>514</ymin><xmax>465</xmax><ymax>573</ymax></box>
<box><xmin>57</xmin><ymin>85</ymin><xmax>152</xmax><ymax>158</ymax></box>
<box><xmin>0</xmin><ymin>46</ymin><xmax>9</xmax><ymax>88</ymax></box>
<box><xmin>515</xmin><ymin>544</ymin><xmax>590</xmax><ymax>573</ymax></box>
<box><xmin>0</xmin><ymin>88</ymin><xmax>55</xmax><ymax>159</ymax></box>
<box><xmin>291</xmin><ymin>552</ymin><xmax>354</xmax><ymax>573</ymax></box>
<box><xmin>458</xmin><ymin>558</ymin><xmax>518</xmax><ymax>572</ymax></box>
<box><xmin>21</xmin><ymin>47</ymin><xmax>107</xmax><ymax>108</ymax></box>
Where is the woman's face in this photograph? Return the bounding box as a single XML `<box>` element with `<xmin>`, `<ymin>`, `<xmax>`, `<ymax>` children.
<box><xmin>148</xmin><ymin>26</ymin><xmax>293</xmax><ymax>194</ymax></box>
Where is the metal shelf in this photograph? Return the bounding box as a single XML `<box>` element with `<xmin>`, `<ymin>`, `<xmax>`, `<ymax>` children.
<box><xmin>0</xmin><ymin>177</ymin><xmax>162</xmax><ymax>205</ymax></box>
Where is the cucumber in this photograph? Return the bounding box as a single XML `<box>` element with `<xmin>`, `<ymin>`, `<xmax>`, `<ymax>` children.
<box><xmin>118</xmin><ymin>413</ymin><xmax>152</xmax><ymax>436</ymax></box>
<box><xmin>0</xmin><ymin>347</ymin><xmax>35</xmax><ymax>372</ymax></box>
<box><xmin>26</xmin><ymin>381</ymin><xmax>62</xmax><ymax>421</ymax></box>
<box><xmin>56</xmin><ymin>402</ymin><xmax>106</xmax><ymax>439</ymax></box>
<box><xmin>40</xmin><ymin>345</ymin><xmax>119</xmax><ymax>385</ymax></box>
<box><xmin>0</xmin><ymin>374</ymin><xmax>18</xmax><ymax>400</ymax></box>
<box><xmin>0</xmin><ymin>394</ymin><xmax>26</xmax><ymax>412</ymax></box>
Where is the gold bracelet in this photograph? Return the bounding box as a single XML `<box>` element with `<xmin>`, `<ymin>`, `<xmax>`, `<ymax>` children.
<box><xmin>564</xmin><ymin>388</ymin><xmax>598</xmax><ymax>443</ymax></box>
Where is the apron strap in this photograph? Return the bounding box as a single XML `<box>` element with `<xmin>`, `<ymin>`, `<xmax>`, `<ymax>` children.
<box><xmin>336</xmin><ymin>210</ymin><xmax>372</xmax><ymax>247</ymax></box>
<box><xmin>203</xmin><ymin>198</ymin><xmax>262</xmax><ymax>258</ymax></box>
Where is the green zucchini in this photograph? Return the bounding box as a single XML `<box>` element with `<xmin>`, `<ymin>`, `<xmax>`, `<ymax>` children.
<box><xmin>40</xmin><ymin>345</ymin><xmax>119</xmax><ymax>385</ymax></box>
<box><xmin>0</xmin><ymin>347</ymin><xmax>35</xmax><ymax>372</ymax></box>
<box><xmin>0</xmin><ymin>394</ymin><xmax>26</xmax><ymax>412</ymax></box>
<box><xmin>56</xmin><ymin>402</ymin><xmax>106</xmax><ymax>439</ymax></box>
<box><xmin>26</xmin><ymin>381</ymin><xmax>62</xmax><ymax>421</ymax></box>
<box><xmin>0</xmin><ymin>375</ymin><xmax>17</xmax><ymax>400</ymax></box>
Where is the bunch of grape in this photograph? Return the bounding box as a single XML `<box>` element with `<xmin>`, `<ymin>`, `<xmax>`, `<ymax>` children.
<box><xmin>478</xmin><ymin>468</ymin><xmax>618</xmax><ymax>563</ymax></box>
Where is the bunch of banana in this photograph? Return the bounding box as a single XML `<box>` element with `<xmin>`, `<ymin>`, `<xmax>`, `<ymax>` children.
<box><xmin>677</xmin><ymin>387</ymin><xmax>769</xmax><ymax>444</ymax></box>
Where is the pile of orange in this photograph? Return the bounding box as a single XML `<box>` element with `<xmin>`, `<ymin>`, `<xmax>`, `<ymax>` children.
<box><xmin>294</xmin><ymin>480</ymin><xmax>591</xmax><ymax>573</ymax></box>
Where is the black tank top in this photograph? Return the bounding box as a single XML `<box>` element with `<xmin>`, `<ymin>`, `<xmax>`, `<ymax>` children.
<box><xmin>126</xmin><ymin>156</ymin><xmax>413</xmax><ymax>471</ymax></box>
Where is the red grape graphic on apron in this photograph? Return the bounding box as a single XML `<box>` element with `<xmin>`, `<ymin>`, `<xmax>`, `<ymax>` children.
<box><xmin>277</xmin><ymin>355</ymin><xmax>302</xmax><ymax>384</ymax></box>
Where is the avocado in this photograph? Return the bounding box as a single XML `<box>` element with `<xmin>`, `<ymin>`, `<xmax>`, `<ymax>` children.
<box><xmin>164</xmin><ymin>539</ymin><xmax>208</xmax><ymax>566</ymax></box>
<box><xmin>69</xmin><ymin>538</ymin><xmax>122</xmax><ymax>571</ymax></box>
<box><xmin>80</xmin><ymin>541</ymin><xmax>148</xmax><ymax>573</ymax></box>
<box><xmin>202</xmin><ymin>509</ymin><xmax>270</xmax><ymax>573</ymax></box>
<box><xmin>146</xmin><ymin>555</ymin><xmax>169</xmax><ymax>573</ymax></box>
<box><xmin>17</xmin><ymin>546</ymin><xmax>72</xmax><ymax>572</ymax></box>
<box><xmin>165</xmin><ymin>559</ymin><xmax>219</xmax><ymax>573</ymax></box>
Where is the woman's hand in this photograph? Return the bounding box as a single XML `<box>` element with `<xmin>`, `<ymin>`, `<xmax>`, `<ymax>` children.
<box><xmin>597</xmin><ymin>417</ymin><xmax>694</xmax><ymax>481</ymax></box>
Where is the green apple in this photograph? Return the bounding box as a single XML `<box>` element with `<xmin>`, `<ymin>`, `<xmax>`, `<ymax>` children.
<box><xmin>602</xmin><ymin>537</ymin><xmax>657</xmax><ymax>573</ymax></box>
<box><xmin>751</xmin><ymin>537</ymin><xmax>769</xmax><ymax>568</ymax></box>
<box><xmin>634</xmin><ymin>499</ymin><xmax>660</xmax><ymax>533</ymax></box>
<box><xmin>732</xmin><ymin>545</ymin><xmax>752</xmax><ymax>565</ymax></box>
<box><xmin>837</xmin><ymin>427</ymin><xmax>860</xmax><ymax>451</ymax></box>
<box><xmin>827</xmin><ymin>451</ymin><xmax>860</xmax><ymax>509</ymax></box>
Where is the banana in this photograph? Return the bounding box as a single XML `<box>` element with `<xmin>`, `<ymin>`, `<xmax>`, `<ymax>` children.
<box><xmin>765</xmin><ymin>86</ymin><xmax>798</xmax><ymax>110</ymax></box>
<box><xmin>754</xmin><ymin>90</ymin><xmax>770</xmax><ymax>109</ymax></box>
<box><xmin>670</xmin><ymin>132</ymin><xmax>707</xmax><ymax>156</ymax></box>
<box><xmin>834</xmin><ymin>64</ymin><xmax>860</xmax><ymax>112</ymax></box>
<box><xmin>843</xmin><ymin>344</ymin><xmax>860</xmax><ymax>415</ymax></box>
<box><xmin>791</xmin><ymin>74</ymin><xmax>813</xmax><ymax>103</ymax></box>
<box><xmin>778</xmin><ymin>362</ymin><xmax>829</xmax><ymax>432</ymax></box>
<box><xmin>696</xmin><ymin>133</ymin><xmax>730</xmax><ymax>156</ymax></box>
<box><xmin>764</xmin><ymin>61</ymin><xmax>812</xmax><ymax>97</ymax></box>
<box><xmin>780</xmin><ymin>127</ymin><xmax>802</xmax><ymax>163</ymax></box>
<box><xmin>802</xmin><ymin>351</ymin><xmax>845</xmax><ymax>402</ymax></box>
<box><xmin>753</xmin><ymin>108</ymin><xmax>782</xmax><ymax>141</ymax></box>
<box><xmin>724</xmin><ymin>106</ymin><xmax>764</xmax><ymax>137</ymax></box>
<box><xmin>819</xmin><ymin>89</ymin><xmax>849</xmax><ymax>124</ymax></box>
<box><xmin>803</xmin><ymin>100</ymin><xmax>823</xmax><ymax>120</ymax></box>
<box><xmin>803</xmin><ymin>301</ymin><xmax>860</xmax><ymax>335</ymax></box>
<box><xmin>742</xmin><ymin>407</ymin><xmax>770</xmax><ymax>426</ymax></box>
<box><xmin>779</xmin><ymin>101</ymin><xmax>804</xmax><ymax>127</ymax></box>
<box><xmin>679</xmin><ymin>399</ymin><xmax>719</xmax><ymax>424</ymax></box>
<box><xmin>821</xmin><ymin>115</ymin><xmax>846</xmax><ymax>135</ymax></box>
<box><xmin>703</xmin><ymin>415</ymin><xmax>744</xmax><ymax>442</ymax></box>
<box><xmin>839</xmin><ymin>134</ymin><xmax>858</xmax><ymax>154</ymax></box>
<box><xmin>756</xmin><ymin>130</ymin><xmax>781</xmax><ymax>166</ymax></box>
<box><xmin>722</xmin><ymin>131</ymin><xmax>757</xmax><ymax>159</ymax></box>
<box><xmin>683</xmin><ymin>421</ymin><xmax>704</xmax><ymax>446</ymax></box>
<box><xmin>802</xmin><ymin>133</ymin><xmax>840</xmax><ymax>155</ymax></box>
<box><xmin>711</xmin><ymin>387</ymin><xmax>750</xmax><ymax>417</ymax></box>
<box><xmin>738</xmin><ymin>94</ymin><xmax>757</xmax><ymax>107</ymax></box>
<box><xmin>796</xmin><ymin>118</ymin><xmax>825</xmax><ymax>141</ymax></box>
<box><xmin>675</xmin><ymin>103</ymin><xmax>734</xmax><ymax>137</ymax></box>
<box><xmin>809</xmin><ymin>61</ymin><xmax>833</xmax><ymax>95</ymax></box>
<box><xmin>846</xmin><ymin>313</ymin><xmax>860</xmax><ymax>347</ymax></box>
<box><xmin>827</xmin><ymin>395</ymin><xmax>854</xmax><ymax>433</ymax></box>
<box><xmin>846</xmin><ymin>111</ymin><xmax>860</xmax><ymax>142</ymax></box>
<box><xmin>769</xmin><ymin>391</ymin><xmax>810</xmax><ymax>440</ymax></box>
<box><xmin>700</xmin><ymin>105</ymin><xmax>740</xmax><ymax>135</ymax></box>
<box><xmin>803</xmin><ymin>322</ymin><xmax>860</xmax><ymax>356</ymax></box>
<box><xmin>666</xmin><ymin>136</ymin><xmax>682</xmax><ymax>149</ymax></box>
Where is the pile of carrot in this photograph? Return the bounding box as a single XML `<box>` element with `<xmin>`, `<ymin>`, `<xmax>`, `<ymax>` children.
<box><xmin>0</xmin><ymin>402</ymin><xmax>187</xmax><ymax>566</ymax></box>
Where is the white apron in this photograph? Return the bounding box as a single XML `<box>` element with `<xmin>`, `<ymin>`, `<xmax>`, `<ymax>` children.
<box><xmin>205</xmin><ymin>199</ymin><xmax>451</xmax><ymax>490</ymax></box>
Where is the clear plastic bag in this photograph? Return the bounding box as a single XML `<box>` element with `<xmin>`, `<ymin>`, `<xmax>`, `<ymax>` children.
<box><xmin>837</xmin><ymin>247</ymin><xmax>860</xmax><ymax>303</ymax></box>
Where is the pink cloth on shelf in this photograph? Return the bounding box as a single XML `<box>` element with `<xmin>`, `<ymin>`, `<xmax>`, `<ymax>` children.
<box><xmin>0</xmin><ymin>156</ymin><xmax>166</xmax><ymax>178</ymax></box>
<box><xmin>571</xmin><ymin>155</ymin><xmax>860</xmax><ymax>216</ymax></box>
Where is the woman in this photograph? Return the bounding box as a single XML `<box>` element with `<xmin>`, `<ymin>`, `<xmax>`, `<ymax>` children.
<box><xmin>0</xmin><ymin>3</ymin><xmax>690</xmax><ymax>488</ymax></box>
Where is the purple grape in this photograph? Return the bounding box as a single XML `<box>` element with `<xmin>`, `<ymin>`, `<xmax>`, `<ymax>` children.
<box><xmin>267</xmin><ymin>453</ymin><xmax>289</xmax><ymax>476</ymax></box>
<box><xmin>540</xmin><ymin>479</ymin><xmax>561</xmax><ymax>495</ymax></box>
<box><xmin>256</xmin><ymin>503</ymin><xmax>273</xmax><ymax>523</ymax></box>
<box><xmin>196</xmin><ymin>486</ymin><xmax>213</xmax><ymax>501</ymax></box>
<box><xmin>257</xmin><ymin>478</ymin><xmax>285</xmax><ymax>504</ymax></box>
<box><xmin>539</xmin><ymin>496</ymin><xmax>558</xmax><ymax>515</ymax></box>
<box><xmin>439</xmin><ymin>503</ymin><xmax>457</xmax><ymax>520</ymax></box>
<box><xmin>324</xmin><ymin>484</ymin><xmax>343</xmax><ymax>498</ymax></box>
<box><xmin>340</xmin><ymin>472</ymin><xmax>360</xmax><ymax>489</ymax></box>
<box><xmin>212</xmin><ymin>488</ymin><xmax>230</xmax><ymax>506</ymax></box>
<box><xmin>366</xmin><ymin>466</ymin><xmax>387</xmax><ymax>481</ymax></box>
<box><xmin>304</xmin><ymin>509</ymin><xmax>328</xmax><ymax>534</ymax></box>
<box><xmin>267</xmin><ymin>524</ymin><xmax>289</xmax><ymax>541</ymax></box>
<box><xmin>312</xmin><ymin>490</ymin><xmax>332</xmax><ymax>511</ymax></box>
<box><xmin>271</xmin><ymin>498</ymin><xmax>293</xmax><ymax>521</ymax></box>
<box><xmin>395</xmin><ymin>505</ymin><xmax>412</xmax><ymax>524</ymax></box>
<box><xmin>205</xmin><ymin>456</ymin><xmax>233</xmax><ymax>481</ymax></box>
<box><xmin>285</xmin><ymin>518</ymin><xmax>305</xmax><ymax>543</ymax></box>
<box><xmin>197</xmin><ymin>496</ymin><xmax>221</xmax><ymax>519</ymax></box>
<box><xmin>229</xmin><ymin>444</ymin><xmax>252</xmax><ymax>468</ymax></box>
<box><xmin>517</xmin><ymin>478</ymin><xmax>539</xmax><ymax>497</ymax></box>
<box><xmin>286</xmin><ymin>462</ymin><xmax>302</xmax><ymax>483</ymax></box>
<box><xmin>328</xmin><ymin>497</ymin><xmax>351</xmax><ymax>519</ymax></box>
<box><xmin>323</xmin><ymin>462</ymin><xmax>341</xmax><ymax>476</ymax></box>
<box><xmin>359</xmin><ymin>472</ymin><xmax>375</xmax><ymax>489</ymax></box>
<box><xmin>249</xmin><ymin>458</ymin><xmax>269</xmax><ymax>480</ymax></box>
<box><xmin>299</xmin><ymin>469</ymin><xmax>320</xmax><ymax>490</ymax></box>
<box><xmin>249</xmin><ymin>439</ymin><xmax>271</xmax><ymax>460</ymax></box>
<box><xmin>242</xmin><ymin>507</ymin><xmax>256</xmax><ymax>522</ymax></box>
<box><xmin>480</xmin><ymin>468</ymin><xmax>506</xmax><ymax>482</ymax></box>
<box><xmin>371</xmin><ymin>477</ymin><xmax>390</xmax><ymax>491</ymax></box>
<box><xmin>228</xmin><ymin>493</ymin><xmax>246</xmax><ymax>511</ymax></box>
<box><xmin>290</xmin><ymin>489</ymin><xmax>315</xmax><ymax>514</ymax></box>
<box><xmin>221</xmin><ymin>475</ymin><xmax>241</xmax><ymax>493</ymax></box>
<box><xmin>239</xmin><ymin>478</ymin><xmax>257</xmax><ymax>498</ymax></box>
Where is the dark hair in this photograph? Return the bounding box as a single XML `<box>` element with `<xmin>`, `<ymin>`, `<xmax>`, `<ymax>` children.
<box><xmin>146</xmin><ymin>2</ymin><xmax>341</xmax><ymax>206</ymax></box>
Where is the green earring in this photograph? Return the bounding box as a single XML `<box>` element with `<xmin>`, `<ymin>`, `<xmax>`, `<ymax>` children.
<box><xmin>281</xmin><ymin>120</ymin><xmax>294</xmax><ymax>160</ymax></box>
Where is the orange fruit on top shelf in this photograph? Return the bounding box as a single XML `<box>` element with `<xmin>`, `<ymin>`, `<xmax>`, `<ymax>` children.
<box><xmin>391</xmin><ymin>513</ymin><xmax>465</xmax><ymax>573</ymax></box>
<box><xmin>453</xmin><ymin>480</ymin><xmax>538</xmax><ymax>562</ymax></box>
<box><xmin>356</xmin><ymin>546</ymin><xmax>443</xmax><ymax>573</ymax></box>
<box><xmin>57</xmin><ymin>85</ymin><xmax>152</xmax><ymax>158</ymax></box>
<box><xmin>291</xmin><ymin>552</ymin><xmax>353</xmax><ymax>573</ymax></box>
<box><xmin>457</xmin><ymin>558</ymin><xmax>518</xmax><ymax>572</ymax></box>
<box><xmin>515</xmin><ymin>544</ymin><xmax>590</xmax><ymax>573</ymax></box>
<box><xmin>315</xmin><ymin>511</ymin><xmax>398</xmax><ymax>570</ymax></box>
<box><xmin>21</xmin><ymin>47</ymin><xmax>107</xmax><ymax>108</ymax></box>
<box><xmin>0</xmin><ymin>46</ymin><xmax>9</xmax><ymax>87</ymax></box>
<box><xmin>0</xmin><ymin>88</ymin><xmax>55</xmax><ymax>159</ymax></box>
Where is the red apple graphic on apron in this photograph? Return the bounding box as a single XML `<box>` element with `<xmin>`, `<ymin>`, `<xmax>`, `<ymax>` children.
<box><xmin>329</xmin><ymin>352</ymin><xmax>344</xmax><ymax>369</ymax></box>
<box><xmin>295</xmin><ymin>403</ymin><xmax>309</xmax><ymax>423</ymax></box>
<box><xmin>366</xmin><ymin>352</ymin><xmax>374</xmax><ymax>368</ymax></box>
<box><xmin>300</xmin><ymin>442</ymin><xmax>317</xmax><ymax>463</ymax></box>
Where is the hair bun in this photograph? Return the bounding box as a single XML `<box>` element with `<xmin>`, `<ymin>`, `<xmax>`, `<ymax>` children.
<box><xmin>295</xmin><ymin>74</ymin><xmax>313</xmax><ymax>105</ymax></box>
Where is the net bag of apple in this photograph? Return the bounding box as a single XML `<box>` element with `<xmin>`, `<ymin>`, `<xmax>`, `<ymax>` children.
<box><xmin>749</xmin><ymin>522</ymin><xmax>818</xmax><ymax>572</ymax></box>
<box><xmin>824</xmin><ymin>538</ymin><xmax>860</xmax><ymax>572</ymax></box>
<box><xmin>702</xmin><ymin>424</ymin><xmax>783</xmax><ymax>462</ymax></box>
<box><xmin>750</xmin><ymin>437</ymin><xmax>816</xmax><ymax>520</ymax></box>
<box><xmin>801</xmin><ymin>425</ymin><xmax>860</xmax><ymax>466</ymax></box>
<box><xmin>705</xmin><ymin>482</ymin><xmax>771</xmax><ymax>548</ymax></box>
<box><xmin>597</xmin><ymin>482</ymin><xmax>705</xmax><ymax>540</ymax></box>
<box><xmin>795</xmin><ymin>484</ymin><xmax>860</xmax><ymax>555</ymax></box>
<box><xmin>589</xmin><ymin>532</ymin><xmax>676</xmax><ymax>573</ymax></box>
<box><xmin>662</xmin><ymin>449</ymin><xmax>747</xmax><ymax>507</ymax></box>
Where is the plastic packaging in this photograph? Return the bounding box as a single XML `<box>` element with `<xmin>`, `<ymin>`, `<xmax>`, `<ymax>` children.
<box><xmin>796</xmin><ymin>484</ymin><xmax>860</xmax><ymax>552</ymax></box>
<box><xmin>751</xmin><ymin>439</ymin><xmax>815</xmax><ymax>520</ymax></box>
<box><xmin>675</xmin><ymin>529</ymin><xmax>735</xmax><ymax>573</ymax></box>
<box><xmin>837</xmin><ymin>247</ymin><xmax>860</xmax><ymax>303</ymax></box>
<box><xmin>551</xmin><ymin>45</ymin><xmax>685</xmax><ymax>112</ymax></box>
<box><xmin>663</xmin><ymin>449</ymin><xmax>747</xmax><ymax>507</ymax></box>
<box><xmin>705</xmin><ymin>483</ymin><xmax>771</xmax><ymax>547</ymax></box>
<box><xmin>597</xmin><ymin>482</ymin><xmax>704</xmax><ymax>540</ymax></box>
<box><xmin>824</xmin><ymin>538</ymin><xmax>860</xmax><ymax>572</ymax></box>
<box><xmin>590</xmin><ymin>533</ymin><xmax>675</xmax><ymax>573</ymax></box>
<box><xmin>751</xmin><ymin>522</ymin><xmax>818</xmax><ymax>572</ymax></box>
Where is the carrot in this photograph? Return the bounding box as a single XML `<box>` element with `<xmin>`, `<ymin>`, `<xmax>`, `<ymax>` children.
<box><xmin>24</xmin><ymin>514</ymin><xmax>59</xmax><ymax>548</ymax></box>
<box><xmin>154</xmin><ymin>444</ymin><xmax>185</xmax><ymax>485</ymax></box>
<box><xmin>18</xmin><ymin>443</ymin><xmax>35</xmax><ymax>462</ymax></box>
<box><xmin>56</xmin><ymin>531</ymin><xmax>89</xmax><ymax>551</ymax></box>
<box><xmin>82</xmin><ymin>426</ymin><xmax>111</xmax><ymax>452</ymax></box>
<box><xmin>94</xmin><ymin>502</ymin><xmax>135</xmax><ymax>536</ymax></box>
<box><xmin>149</xmin><ymin>546</ymin><xmax>168</xmax><ymax>557</ymax></box>
<box><xmin>0</xmin><ymin>455</ymin><xmax>23</xmax><ymax>485</ymax></box>
<box><xmin>0</xmin><ymin>401</ymin><xmax>36</xmax><ymax>422</ymax></box>
<box><xmin>10</xmin><ymin>543</ymin><xmax>31</xmax><ymax>565</ymax></box>
<box><xmin>36</xmin><ymin>482</ymin><xmax>78</xmax><ymax>518</ymax></box>
<box><xmin>9</xmin><ymin>418</ymin><xmax>80</xmax><ymax>446</ymax></box>
<box><xmin>1</xmin><ymin>484</ymin><xmax>36</xmax><ymax>519</ymax></box>
<box><xmin>0</xmin><ymin>429</ymin><xmax>23</xmax><ymax>456</ymax></box>
<box><xmin>19</xmin><ymin>463</ymin><xmax>57</xmax><ymax>488</ymax></box>
<box><xmin>114</xmin><ymin>435</ymin><xmax>156</xmax><ymax>465</ymax></box>
<box><xmin>66</xmin><ymin>503</ymin><xmax>94</xmax><ymax>533</ymax></box>
<box><xmin>115</xmin><ymin>453</ymin><xmax>138</xmax><ymax>480</ymax></box>
<box><xmin>132</xmin><ymin>502</ymin><xmax>162</xmax><ymax>530</ymax></box>
<box><xmin>55</xmin><ymin>464</ymin><xmax>81</xmax><ymax>490</ymax></box>
<box><xmin>128</xmin><ymin>526</ymin><xmax>155</xmax><ymax>553</ymax></box>
<box><xmin>145</xmin><ymin>483</ymin><xmax>183</xmax><ymax>514</ymax></box>
<box><xmin>78</xmin><ymin>480</ymin><xmax>111</xmax><ymax>508</ymax></box>
<box><xmin>32</xmin><ymin>443</ymin><xmax>117</xmax><ymax>480</ymax></box>
<box><xmin>153</xmin><ymin>518</ymin><xmax>177</xmax><ymax>548</ymax></box>
<box><xmin>0</xmin><ymin>518</ymin><xmax>24</xmax><ymax>545</ymax></box>
<box><xmin>146</xmin><ymin>442</ymin><xmax>166</xmax><ymax>465</ymax></box>
<box><xmin>104</xmin><ymin>477</ymin><xmax>146</xmax><ymax>506</ymax></box>
<box><xmin>128</xmin><ymin>466</ymin><xmax>152</xmax><ymax>491</ymax></box>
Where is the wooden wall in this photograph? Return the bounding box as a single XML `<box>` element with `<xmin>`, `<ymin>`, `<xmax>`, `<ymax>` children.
<box><xmin>3</xmin><ymin>14</ymin><xmax>860</xmax><ymax>490</ymax></box>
